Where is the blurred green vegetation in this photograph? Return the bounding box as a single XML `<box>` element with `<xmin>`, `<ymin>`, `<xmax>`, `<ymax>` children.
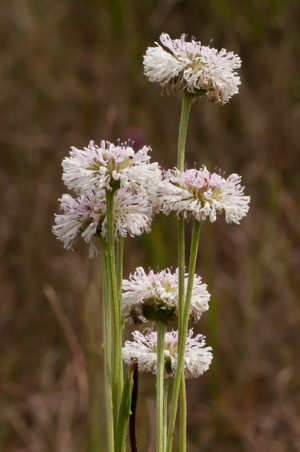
<box><xmin>1</xmin><ymin>0</ymin><xmax>300</xmax><ymax>451</ymax></box>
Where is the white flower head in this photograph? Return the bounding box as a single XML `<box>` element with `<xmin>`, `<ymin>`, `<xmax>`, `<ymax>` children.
<box><xmin>62</xmin><ymin>139</ymin><xmax>162</xmax><ymax>198</ymax></box>
<box><xmin>144</xmin><ymin>33</ymin><xmax>241</xmax><ymax>104</ymax></box>
<box><xmin>122</xmin><ymin>267</ymin><xmax>210</xmax><ymax>324</ymax></box>
<box><xmin>53</xmin><ymin>188</ymin><xmax>153</xmax><ymax>258</ymax></box>
<box><xmin>159</xmin><ymin>166</ymin><xmax>250</xmax><ymax>224</ymax></box>
<box><xmin>122</xmin><ymin>328</ymin><xmax>213</xmax><ymax>379</ymax></box>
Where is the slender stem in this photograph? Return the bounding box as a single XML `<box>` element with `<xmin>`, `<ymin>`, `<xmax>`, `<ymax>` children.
<box><xmin>178</xmin><ymin>219</ymin><xmax>185</xmax><ymax>334</ymax></box>
<box><xmin>100</xmin><ymin>238</ymin><xmax>114</xmax><ymax>452</ymax></box>
<box><xmin>177</xmin><ymin>92</ymin><xmax>193</xmax><ymax>172</ymax></box>
<box><xmin>116</xmin><ymin>365</ymin><xmax>134</xmax><ymax>452</ymax></box>
<box><xmin>177</xmin><ymin>91</ymin><xmax>193</xmax><ymax>344</ymax></box>
<box><xmin>183</xmin><ymin>219</ymin><xmax>201</xmax><ymax>328</ymax></box>
<box><xmin>156</xmin><ymin>321</ymin><xmax>166</xmax><ymax>452</ymax></box>
<box><xmin>178</xmin><ymin>218</ymin><xmax>186</xmax><ymax>452</ymax></box>
<box><xmin>116</xmin><ymin>236</ymin><xmax>125</xmax><ymax>452</ymax></box>
<box><xmin>166</xmin><ymin>218</ymin><xmax>201</xmax><ymax>452</ymax></box>
<box><xmin>170</xmin><ymin>90</ymin><xmax>193</xmax><ymax>452</ymax></box>
<box><xmin>179</xmin><ymin>371</ymin><xmax>187</xmax><ymax>452</ymax></box>
<box><xmin>116</xmin><ymin>236</ymin><xmax>124</xmax><ymax>305</ymax></box>
<box><xmin>163</xmin><ymin>379</ymin><xmax>169</xmax><ymax>452</ymax></box>
<box><xmin>105</xmin><ymin>189</ymin><xmax>123</xmax><ymax>434</ymax></box>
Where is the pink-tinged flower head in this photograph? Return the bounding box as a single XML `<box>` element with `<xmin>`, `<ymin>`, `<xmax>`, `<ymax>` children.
<box><xmin>159</xmin><ymin>166</ymin><xmax>250</xmax><ymax>224</ymax></box>
<box><xmin>122</xmin><ymin>267</ymin><xmax>210</xmax><ymax>324</ymax></box>
<box><xmin>62</xmin><ymin>139</ymin><xmax>162</xmax><ymax>198</ymax></box>
<box><xmin>144</xmin><ymin>33</ymin><xmax>241</xmax><ymax>104</ymax></box>
<box><xmin>122</xmin><ymin>328</ymin><xmax>213</xmax><ymax>379</ymax></box>
<box><xmin>52</xmin><ymin>188</ymin><xmax>153</xmax><ymax>258</ymax></box>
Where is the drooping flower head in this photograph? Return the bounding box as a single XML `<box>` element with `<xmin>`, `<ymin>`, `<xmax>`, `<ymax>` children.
<box><xmin>159</xmin><ymin>166</ymin><xmax>250</xmax><ymax>224</ymax></box>
<box><xmin>53</xmin><ymin>188</ymin><xmax>153</xmax><ymax>258</ymax></box>
<box><xmin>122</xmin><ymin>328</ymin><xmax>213</xmax><ymax>379</ymax></box>
<box><xmin>144</xmin><ymin>33</ymin><xmax>241</xmax><ymax>104</ymax></box>
<box><xmin>122</xmin><ymin>267</ymin><xmax>210</xmax><ymax>324</ymax></box>
<box><xmin>62</xmin><ymin>139</ymin><xmax>162</xmax><ymax>197</ymax></box>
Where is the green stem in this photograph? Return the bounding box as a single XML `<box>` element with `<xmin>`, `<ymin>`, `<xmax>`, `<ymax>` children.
<box><xmin>116</xmin><ymin>236</ymin><xmax>124</xmax><ymax>305</ymax></box>
<box><xmin>100</xmin><ymin>237</ymin><xmax>114</xmax><ymax>452</ymax></box>
<box><xmin>163</xmin><ymin>379</ymin><xmax>169</xmax><ymax>452</ymax></box>
<box><xmin>178</xmin><ymin>219</ymin><xmax>185</xmax><ymax>334</ymax></box>
<box><xmin>183</xmin><ymin>219</ymin><xmax>201</xmax><ymax>330</ymax></box>
<box><xmin>170</xmin><ymin>90</ymin><xmax>193</xmax><ymax>452</ymax></box>
<box><xmin>116</xmin><ymin>236</ymin><xmax>125</xmax><ymax>452</ymax></box>
<box><xmin>105</xmin><ymin>189</ymin><xmax>123</xmax><ymax>435</ymax></box>
<box><xmin>156</xmin><ymin>321</ymin><xmax>166</xmax><ymax>452</ymax></box>
<box><xmin>178</xmin><ymin>218</ymin><xmax>186</xmax><ymax>452</ymax></box>
<box><xmin>179</xmin><ymin>371</ymin><xmax>186</xmax><ymax>452</ymax></box>
<box><xmin>177</xmin><ymin>91</ymin><xmax>193</xmax><ymax>343</ymax></box>
<box><xmin>167</xmin><ymin>218</ymin><xmax>201</xmax><ymax>452</ymax></box>
<box><xmin>177</xmin><ymin>91</ymin><xmax>193</xmax><ymax>172</ymax></box>
<box><xmin>116</xmin><ymin>366</ymin><xmax>134</xmax><ymax>452</ymax></box>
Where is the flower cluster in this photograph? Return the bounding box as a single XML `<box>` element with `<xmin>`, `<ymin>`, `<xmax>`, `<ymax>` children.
<box><xmin>53</xmin><ymin>139</ymin><xmax>162</xmax><ymax>256</ymax></box>
<box><xmin>122</xmin><ymin>328</ymin><xmax>213</xmax><ymax>379</ymax></box>
<box><xmin>53</xmin><ymin>189</ymin><xmax>153</xmax><ymax>258</ymax></box>
<box><xmin>122</xmin><ymin>267</ymin><xmax>210</xmax><ymax>324</ymax></box>
<box><xmin>62</xmin><ymin>139</ymin><xmax>161</xmax><ymax>195</ymax></box>
<box><xmin>159</xmin><ymin>166</ymin><xmax>250</xmax><ymax>224</ymax></box>
<box><xmin>144</xmin><ymin>33</ymin><xmax>241</xmax><ymax>104</ymax></box>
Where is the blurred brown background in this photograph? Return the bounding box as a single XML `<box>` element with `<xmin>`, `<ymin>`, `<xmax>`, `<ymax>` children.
<box><xmin>1</xmin><ymin>0</ymin><xmax>300</xmax><ymax>451</ymax></box>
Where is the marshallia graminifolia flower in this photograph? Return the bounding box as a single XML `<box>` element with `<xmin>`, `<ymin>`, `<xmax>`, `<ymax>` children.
<box><xmin>122</xmin><ymin>267</ymin><xmax>210</xmax><ymax>324</ymax></box>
<box><xmin>122</xmin><ymin>328</ymin><xmax>213</xmax><ymax>379</ymax></box>
<box><xmin>144</xmin><ymin>33</ymin><xmax>241</xmax><ymax>104</ymax></box>
<box><xmin>53</xmin><ymin>188</ymin><xmax>153</xmax><ymax>258</ymax></box>
<box><xmin>159</xmin><ymin>166</ymin><xmax>250</xmax><ymax>224</ymax></box>
<box><xmin>62</xmin><ymin>139</ymin><xmax>162</xmax><ymax>198</ymax></box>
